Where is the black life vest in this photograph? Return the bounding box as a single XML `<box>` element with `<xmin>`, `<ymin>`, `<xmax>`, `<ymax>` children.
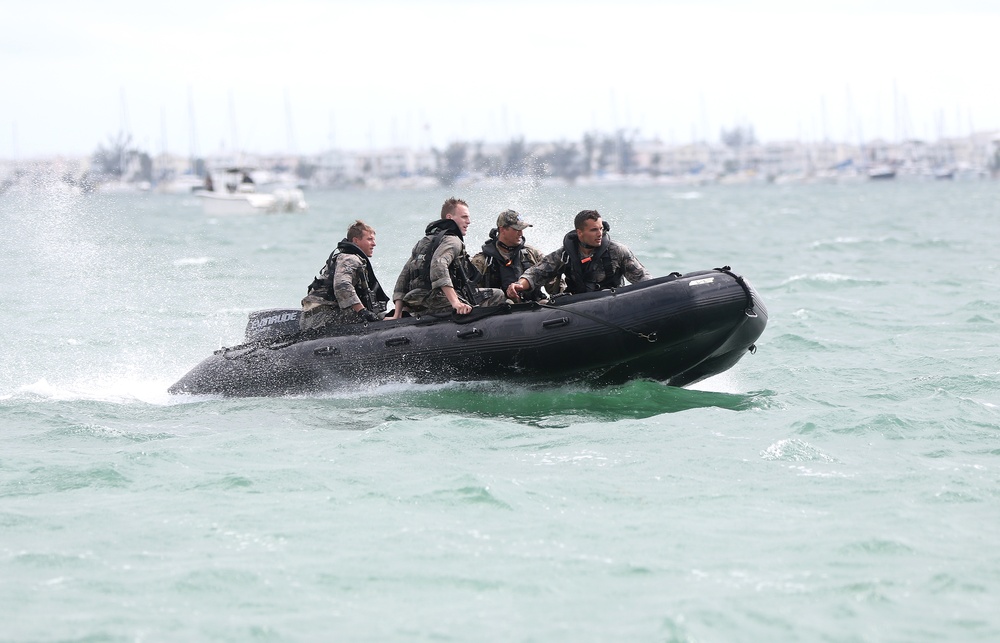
<box><xmin>411</xmin><ymin>219</ymin><xmax>481</xmax><ymax>296</ymax></box>
<box><xmin>480</xmin><ymin>229</ymin><xmax>541</xmax><ymax>300</ymax></box>
<box><xmin>561</xmin><ymin>230</ymin><xmax>619</xmax><ymax>294</ymax></box>
<box><xmin>308</xmin><ymin>239</ymin><xmax>389</xmax><ymax>312</ymax></box>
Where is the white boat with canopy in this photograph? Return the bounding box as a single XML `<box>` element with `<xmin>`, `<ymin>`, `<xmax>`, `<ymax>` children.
<box><xmin>196</xmin><ymin>167</ymin><xmax>307</xmax><ymax>215</ymax></box>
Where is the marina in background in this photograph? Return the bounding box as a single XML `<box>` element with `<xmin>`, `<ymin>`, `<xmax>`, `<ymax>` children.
<box><xmin>3</xmin><ymin>126</ymin><xmax>1000</xmax><ymax>195</ymax></box>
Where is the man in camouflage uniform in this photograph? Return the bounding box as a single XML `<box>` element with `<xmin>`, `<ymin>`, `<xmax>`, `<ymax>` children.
<box><xmin>388</xmin><ymin>197</ymin><xmax>506</xmax><ymax>318</ymax></box>
<box><xmin>470</xmin><ymin>209</ymin><xmax>559</xmax><ymax>301</ymax></box>
<box><xmin>507</xmin><ymin>209</ymin><xmax>650</xmax><ymax>300</ymax></box>
<box><xmin>300</xmin><ymin>220</ymin><xmax>389</xmax><ymax>331</ymax></box>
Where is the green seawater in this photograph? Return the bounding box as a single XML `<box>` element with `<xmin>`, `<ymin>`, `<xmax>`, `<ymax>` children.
<box><xmin>1</xmin><ymin>180</ymin><xmax>998</xmax><ymax>641</ymax></box>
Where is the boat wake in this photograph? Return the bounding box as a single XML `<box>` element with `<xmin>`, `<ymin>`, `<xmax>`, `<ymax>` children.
<box><xmin>7</xmin><ymin>376</ymin><xmax>180</xmax><ymax>406</ymax></box>
<box><xmin>310</xmin><ymin>378</ymin><xmax>775</xmax><ymax>426</ymax></box>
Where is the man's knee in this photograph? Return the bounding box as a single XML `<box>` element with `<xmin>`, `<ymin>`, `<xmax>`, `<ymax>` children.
<box><xmin>299</xmin><ymin>304</ymin><xmax>340</xmax><ymax>331</ymax></box>
<box><xmin>479</xmin><ymin>288</ymin><xmax>506</xmax><ymax>306</ymax></box>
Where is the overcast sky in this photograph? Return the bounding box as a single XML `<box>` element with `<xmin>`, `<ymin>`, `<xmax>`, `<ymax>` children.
<box><xmin>3</xmin><ymin>0</ymin><xmax>999</xmax><ymax>159</ymax></box>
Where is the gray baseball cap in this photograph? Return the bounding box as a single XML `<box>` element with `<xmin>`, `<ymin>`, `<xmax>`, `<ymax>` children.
<box><xmin>497</xmin><ymin>210</ymin><xmax>532</xmax><ymax>230</ymax></box>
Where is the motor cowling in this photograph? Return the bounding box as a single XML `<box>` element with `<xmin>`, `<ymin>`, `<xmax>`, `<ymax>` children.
<box><xmin>244</xmin><ymin>308</ymin><xmax>301</xmax><ymax>342</ymax></box>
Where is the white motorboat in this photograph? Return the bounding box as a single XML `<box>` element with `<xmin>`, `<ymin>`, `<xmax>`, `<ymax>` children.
<box><xmin>867</xmin><ymin>164</ymin><xmax>896</xmax><ymax>180</ymax></box>
<box><xmin>196</xmin><ymin>168</ymin><xmax>307</xmax><ymax>215</ymax></box>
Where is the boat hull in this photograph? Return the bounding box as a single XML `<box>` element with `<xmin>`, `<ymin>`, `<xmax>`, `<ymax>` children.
<box><xmin>196</xmin><ymin>190</ymin><xmax>278</xmax><ymax>215</ymax></box>
<box><xmin>196</xmin><ymin>189</ymin><xmax>307</xmax><ymax>215</ymax></box>
<box><xmin>169</xmin><ymin>269</ymin><xmax>768</xmax><ymax>396</ymax></box>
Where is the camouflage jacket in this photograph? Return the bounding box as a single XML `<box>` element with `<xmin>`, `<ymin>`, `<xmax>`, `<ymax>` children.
<box><xmin>304</xmin><ymin>240</ymin><xmax>388</xmax><ymax>312</ymax></box>
<box><xmin>521</xmin><ymin>231</ymin><xmax>650</xmax><ymax>294</ymax></box>
<box><xmin>393</xmin><ymin>219</ymin><xmax>479</xmax><ymax>311</ymax></box>
<box><xmin>470</xmin><ymin>236</ymin><xmax>559</xmax><ymax>297</ymax></box>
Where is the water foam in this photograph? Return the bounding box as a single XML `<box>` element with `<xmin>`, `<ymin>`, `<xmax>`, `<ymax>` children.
<box><xmin>13</xmin><ymin>376</ymin><xmax>178</xmax><ymax>406</ymax></box>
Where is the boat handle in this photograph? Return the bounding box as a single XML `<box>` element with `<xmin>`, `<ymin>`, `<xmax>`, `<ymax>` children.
<box><xmin>218</xmin><ymin>345</ymin><xmax>258</xmax><ymax>359</ymax></box>
<box><xmin>457</xmin><ymin>327</ymin><xmax>483</xmax><ymax>339</ymax></box>
<box><xmin>313</xmin><ymin>346</ymin><xmax>340</xmax><ymax>357</ymax></box>
<box><xmin>385</xmin><ymin>337</ymin><xmax>411</xmax><ymax>347</ymax></box>
<box><xmin>542</xmin><ymin>317</ymin><xmax>571</xmax><ymax>329</ymax></box>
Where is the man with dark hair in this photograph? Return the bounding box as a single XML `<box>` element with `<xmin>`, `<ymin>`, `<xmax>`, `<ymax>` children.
<box><xmin>507</xmin><ymin>209</ymin><xmax>650</xmax><ymax>299</ymax></box>
<box><xmin>300</xmin><ymin>219</ymin><xmax>389</xmax><ymax>330</ymax></box>
<box><xmin>470</xmin><ymin>209</ymin><xmax>557</xmax><ymax>301</ymax></box>
<box><xmin>389</xmin><ymin>197</ymin><xmax>505</xmax><ymax>317</ymax></box>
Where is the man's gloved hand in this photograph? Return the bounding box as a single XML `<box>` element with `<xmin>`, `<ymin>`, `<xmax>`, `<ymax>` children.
<box><xmin>358</xmin><ymin>309</ymin><xmax>380</xmax><ymax>323</ymax></box>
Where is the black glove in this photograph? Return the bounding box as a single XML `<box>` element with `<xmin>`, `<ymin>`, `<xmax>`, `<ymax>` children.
<box><xmin>358</xmin><ymin>309</ymin><xmax>380</xmax><ymax>323</ymax></box>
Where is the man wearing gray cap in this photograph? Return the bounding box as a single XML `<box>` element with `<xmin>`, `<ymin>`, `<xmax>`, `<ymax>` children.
<box><xmin>471</xmin><ymin>210</ymin><xmax>559</xmax><ymax>301</ymax></box>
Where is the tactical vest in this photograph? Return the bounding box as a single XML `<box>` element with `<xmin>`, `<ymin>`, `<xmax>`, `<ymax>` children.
<box><xmin>480</xmin><ymin>232</ymin><xmax>539</xmax><ymax>299</ymax></box>
<box><xmin>561</xmin><ymin>231</ymin><xmax>620</xmax><ymax>294</ymax></box>
<box><xmin>308</xmin><ymin>240</ymin><xmax>388</xmax><ymax>312</ymax></box>
<box><xmin>408</xmin><ymin>219</ymin><xmax>480</xmax><ymax>298</ymax></box>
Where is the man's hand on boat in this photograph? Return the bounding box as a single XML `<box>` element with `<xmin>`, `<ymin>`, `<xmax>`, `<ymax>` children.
<box><xmin>385</xmin><ymin>300</ymin><xmax>406</xmax><ymax>320</ymax></box>
<box><xmin>507</xmin><ymin>278</ymin><xmax>529</xmax><ymax>301</ymax></box>
<box><xmin>350</xmin><ymin>303</ymin><xmax>382</xmax><ymax>323</ymax></box>
<box><xmin>443</xmin><ymin>286</ymin><xmax>473</xmax><ymax>315</ymax></box>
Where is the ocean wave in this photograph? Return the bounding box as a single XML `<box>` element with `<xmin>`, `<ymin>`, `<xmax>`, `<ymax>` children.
<box><xmin>68</xmin><ymin>423</ymin><xmax>179</xmax><ymax>443</ymax></box>
<box><xmin>779</xmin><ymin>273</ymin><xmax>887</xmax><ymax>289</ymax></box>
<box><xmin>3</xmin><ymin>464</ymin><xmax>131</xmax><ymax>497</ymax></box>
<box><xmin>427</xmin><ymin>484</ymin><xmax>513</xmax><ymax>509</ymax></box>
<box><xmin>10</xmin><ymin>377</ymin><xmax>177</xmax><ymax>406</ymax></box>
<box><xmin>172</xmin><ymin>256</ymin><xmax>214</xmax><ymax>266</ymax></box>
<box><xmin>769</xmin><ymin>333</ymin><xmax>831</xmax><ymax>352</ymax></box>
<box><xmin>838</xmin><ymin>539</ymin><xmax>915</xmax><ymax>555</ymax></box>
<box><xmin>958</xmin><ymin>298</ymin><xmax>1000</xmax><ymax>313</ymax></box>
<box><xmin>760</xmin><ymin>438</ymin><xmax>838</xmax><ymax>463</ymax></box>
<box><xmin>525</xmin><ymin>449</ymin><xmax>617</xmax><ymax>467</ymax></box>
<box><xmin>808</xmin><ymin>235</ymin><xmax>900</xmax><ymax>250</ymax></box>
<box><xmin>912</xmin><ymin>238</ymin><xmax>955</xmax><ymax>249</ymax></box>
<box><xmin>808</xmin><ymin>236</ymin><xmax>864</xmax><ymax>248</ymax></box>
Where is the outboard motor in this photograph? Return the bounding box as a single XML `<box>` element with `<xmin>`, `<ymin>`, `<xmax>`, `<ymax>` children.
<box><xmin>244</xmin><ymin>308</ymin><xmax>301</xmax><ymax>343</ymax></box>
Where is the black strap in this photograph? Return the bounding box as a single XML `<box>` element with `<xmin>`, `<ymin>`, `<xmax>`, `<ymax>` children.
<box><xmin>536</xmin><ymin>301</ymin><xmax>657</xmax><ymax>343</ymax></box>
<box><xmin>714</xmin><ymin>265</ymin><xmax>757</xmax><ymax>317</ymax></box>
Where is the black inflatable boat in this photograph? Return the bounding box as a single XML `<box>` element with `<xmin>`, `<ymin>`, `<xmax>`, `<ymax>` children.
<box><xmin>168</xmin><ymin>267</ymin><xmax>767</xmax><ymax>397</ymax></box>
